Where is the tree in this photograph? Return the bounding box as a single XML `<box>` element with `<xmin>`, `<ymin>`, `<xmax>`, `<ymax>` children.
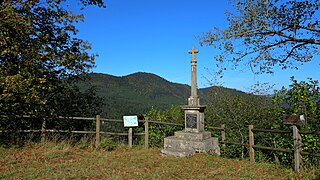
<box><xmin>0</xmin><ymin>0</ymin><xmax>105</xmax><ymax>117</ymax></box>
<box><xmin>205</xmin><ymin>86</ymin><xmax>276</xmax><ymax>158</ymax></box>
<box><xmin>272</xmin><ymin>77</ymin><xmax>320</xmax><ymax>167</ymax></box>
<box><xmin>273</xmin><ymin>76</ymin><xmax>320</xmax><ymax>129</ymax></box>
<box><xmin>199</xmin><ymin>0</ymin><xmax>320</xmax><ymax>76</ymax></box>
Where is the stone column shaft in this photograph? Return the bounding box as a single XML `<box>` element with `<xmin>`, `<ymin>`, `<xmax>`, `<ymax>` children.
<box><xmin>191</xmin><ymin>60</ymin><xmax>197</xmax><ymax>98</ymax></box>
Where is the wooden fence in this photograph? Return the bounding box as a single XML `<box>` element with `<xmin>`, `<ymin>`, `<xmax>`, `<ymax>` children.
<box><xmin>0</xmin><ymin>115</ymin><xmax>185</xmax><ymax>148</ymax></box>
<box><xmin>248</xmin><ymin>125</ymin><xmax>320</xmax><ymax>172</ymax></box>
<box><xmin>1</xmin><ymin>115</ymin><xmax>319</xmax><ymax>172</ymax></box>
<box><xmin>207</xmin><ymin>124</ymin><xmax>320</xmax><ymax>173</ymax></box>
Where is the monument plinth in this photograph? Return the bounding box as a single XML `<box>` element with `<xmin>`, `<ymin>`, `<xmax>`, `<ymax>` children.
<box><xmin>161</xmin><ymin>46</ymin><xmax>220</xmax><ymax>157</ymax></box>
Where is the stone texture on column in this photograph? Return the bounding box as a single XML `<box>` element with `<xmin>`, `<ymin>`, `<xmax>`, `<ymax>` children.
<box><xmin>188</xmin><ymin>46</ymin><xmax>199</xmax><ymax>107</ymax></box>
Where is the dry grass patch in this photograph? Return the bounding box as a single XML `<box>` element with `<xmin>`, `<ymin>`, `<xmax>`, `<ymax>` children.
<box><xmin>0</xmin><ymin>142</ymin><xmax>315</xmax><ymax>179</ymax></box>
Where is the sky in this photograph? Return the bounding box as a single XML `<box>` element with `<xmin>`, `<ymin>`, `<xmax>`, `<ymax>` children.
<box><xmin>73</xmin><ymin>0</ymin><xmax>319</xmax><ymax>92</ymax></box>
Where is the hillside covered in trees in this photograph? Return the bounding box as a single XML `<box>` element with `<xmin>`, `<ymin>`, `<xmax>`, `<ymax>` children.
<box><xmin>77</xmin><ymin>72</ymin><xmax>245</xmax><ymax>118</ymax></box>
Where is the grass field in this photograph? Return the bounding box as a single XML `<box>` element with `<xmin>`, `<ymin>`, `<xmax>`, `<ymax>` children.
<box><xmin>0</xmin><ymin>142</ymin><xmax>316</xmax><ymax>179</ymax></box>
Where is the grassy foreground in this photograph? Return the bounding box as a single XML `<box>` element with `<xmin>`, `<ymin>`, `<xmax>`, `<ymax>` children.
<box><xmin>0</xmin><ymin>142</ymin><xmax>315</xmax><ymax>179</ymax></box>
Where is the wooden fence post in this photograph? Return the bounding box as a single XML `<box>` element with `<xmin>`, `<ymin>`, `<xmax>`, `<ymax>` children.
<box><xmin>249</xmin><ymin>125</ymin><xmax>255</xmax><ymax>162</ymax></box>
<box><xmin>144</xmin><ymin>118</ymin><xmax>149</xmax><ymax>148</ymax></box>
<box><xmin>221</xmin><ymin>124</ymin><xmax>225</xmax><ymax>146</ymax></box>
<box><xmin>41</xmin><ymin>117</ymin><xmax>46</xmax><ymax>143</ymax></box>
<box><xmin>95</xmin><ymin>115</ymin><xmax>100</xmax><ymax>148</ymax></box>
<box><xmin>128</xmin><ymin>127</ymin><xmax>133</xmax><ymax>148</ymax></box>
<box><xmin>293</xmin><ymin>125</ymin><xmax>302</xmax><ymax>172</ymax></box>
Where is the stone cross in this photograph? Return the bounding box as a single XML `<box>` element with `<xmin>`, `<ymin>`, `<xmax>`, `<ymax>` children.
<box><xmin>161</xmin><ymin>45</ymin><xmax>220</xmax><ymax>157</ymax></box>
<box><xmin>188</xmin><ymin>46</ymin><xmax>199</xmax><ymax>106</ymax></box>
<box><xmin>188</xmin><ymin>46</ymin><xmax>199</xmax><ymax>61</ymax></box>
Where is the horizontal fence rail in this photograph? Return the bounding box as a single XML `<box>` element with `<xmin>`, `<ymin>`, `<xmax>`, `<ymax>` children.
<box><xmin>224</xmin><ymin>141</ymin><xmax>249</xmax><ymax>147</ymax></box>
<box><xmin>252</xmin><ymin>145</ymin><xmax>293</xmax><ymax>153</ymax></box>
<box><xmin>250</xmin><ymin>125</ymin><xmax>320</xmax><ymax>173</ymax></box>
<box><xmin>0</xmin><ymin>115</ymin><xmax>188</xmax><ymax>148</ymax></box>
<box><xmin>252</xmin><ymin>128</ymin><xmax>292</xmax><ymax>134</ymax></box>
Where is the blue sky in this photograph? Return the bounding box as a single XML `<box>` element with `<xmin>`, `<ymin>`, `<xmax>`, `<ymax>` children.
<box><xmin>74</xmin><ymin>0</ymin><xmax>319</xmax><ymax>92</ymax></box>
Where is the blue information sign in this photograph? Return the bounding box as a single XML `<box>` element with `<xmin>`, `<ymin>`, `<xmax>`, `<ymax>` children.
<box><xmin>123</xmin><ymin>116</ymin><xmax>138</xmax><ymax>127</ymax></box>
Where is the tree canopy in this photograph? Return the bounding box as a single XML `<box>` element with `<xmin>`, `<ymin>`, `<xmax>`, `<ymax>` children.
<box><xmin>199</xmin><ymin>0</ymin><xmax>320</xmax><ymax>76</ymax></box>
<box><xmin>0</xmin><ymin>0</ymin><xmax>106</xmax><ymax>117</ymax></box>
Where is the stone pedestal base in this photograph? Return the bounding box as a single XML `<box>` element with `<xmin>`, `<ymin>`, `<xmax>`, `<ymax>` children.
<box><xmin>161</xmin><ymin>131</ymin><xmax>220</xmax><ymax>157</ymax></box>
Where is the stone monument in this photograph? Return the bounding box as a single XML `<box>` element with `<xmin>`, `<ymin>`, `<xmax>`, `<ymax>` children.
<box><xmin>161</xmin><ymin>46</ymin><xmax>220</xmax><ymax>157</ymax></box>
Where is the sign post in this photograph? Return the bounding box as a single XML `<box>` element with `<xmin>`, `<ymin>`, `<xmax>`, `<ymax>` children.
<box><xmin>123</xmin><ymin>116</ymin><xmax>138</xmax><ymax>148</ymax></box>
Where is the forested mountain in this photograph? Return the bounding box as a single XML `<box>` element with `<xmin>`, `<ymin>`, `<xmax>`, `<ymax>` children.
<box><xmin>77</xmin><ymin>72</ymin><xmax>244</xmax><ymax>118</ymax></box>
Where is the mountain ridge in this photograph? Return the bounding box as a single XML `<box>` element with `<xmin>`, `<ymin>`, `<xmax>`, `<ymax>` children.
<box><xmin>77</xmin><ymin>72</ymin><xmax>244</xmax><ymax>118</ymax></box>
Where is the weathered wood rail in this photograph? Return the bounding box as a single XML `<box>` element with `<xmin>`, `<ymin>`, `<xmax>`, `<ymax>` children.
<box><xmin>0</xmin><ymin>115</ymin><xmax>186</xmax><ymax>148</ymax></box>
<box><xmin>207</xmin><ymin>124</ymin><xmax>320</xmax><ymax>172</ymax></box>
<box><xmin>249</xmin><ymin>125</ymin><xmax>320</xmax><ymax>172</ymax></box>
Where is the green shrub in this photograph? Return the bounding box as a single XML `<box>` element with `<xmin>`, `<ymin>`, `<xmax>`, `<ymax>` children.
<box><xmin>97</xmin><ymin>136</ymin><xmax>117</xmax><ymax>151</ymax></box>
<box><xmin>144</xmin><ymin>106</ymin><xmax>184</xmax><ymax>147</ymax></box>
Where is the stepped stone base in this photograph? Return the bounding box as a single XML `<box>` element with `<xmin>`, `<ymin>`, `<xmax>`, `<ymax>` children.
<box><xmin>161</xmin><ymin>131</ymin><xmax>220</xmax><ymax>157</ymax></box>
<box><xmin>161</xmin><ymin>148</ymin><xmax>196</xmax><ymax>157</ymax></box>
